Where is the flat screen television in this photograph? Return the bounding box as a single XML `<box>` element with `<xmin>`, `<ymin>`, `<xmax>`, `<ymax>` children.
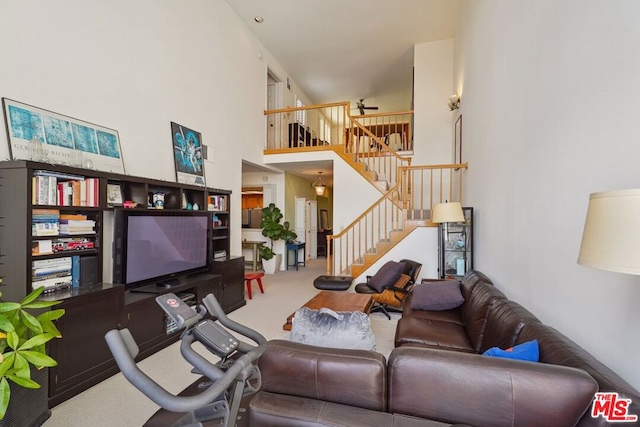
<box><xmin>113</xmin><ymin>210</ymin><xmax>211</xmax><ymax>289</ymax></box>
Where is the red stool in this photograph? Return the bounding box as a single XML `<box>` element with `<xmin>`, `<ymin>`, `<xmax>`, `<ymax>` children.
<box><xmin>244</xmin><ymin>272</ymin><xmax>265</xmax><ymax>300</ymax></box>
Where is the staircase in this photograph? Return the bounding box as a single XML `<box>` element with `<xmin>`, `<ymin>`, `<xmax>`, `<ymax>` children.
<box><xmin>263</xmin><ymin>101</ymin><xmax>468</xmax><ymax>277</ymax></box>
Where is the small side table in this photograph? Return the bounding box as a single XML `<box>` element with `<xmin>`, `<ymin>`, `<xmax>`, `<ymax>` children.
<box><xmin>286</xmin><ymin>241</ymin><xmax>306</xmax><ymax>270</ymax></box>
<box><xmin>242</xmin><ymin>240</ymin><xmax>266</xmax><ymax>271</ymax></box>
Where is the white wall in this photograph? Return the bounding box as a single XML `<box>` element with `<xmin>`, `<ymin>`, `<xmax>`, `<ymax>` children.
<box><xmin>456</xmin><ymin>0</ymin><xmax>640</xmax><ymax>389</ymax></box>
<box><xmin>0</xmin><ymin>0</ymin><xmax>299</xmax><ymax>261</ymax></box>
<box><xmin>413</xmin><ymin>39</ymin><xmax>455</xmax><ymax>165</ymax></box>
<box><xmin>354</xmin><ymin>227</ymin><xmax>439</xmax><ymax>284</ymax></box>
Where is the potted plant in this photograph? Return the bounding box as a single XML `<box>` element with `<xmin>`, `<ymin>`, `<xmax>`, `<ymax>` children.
<box><xmin>259</xmin><ymin>203</ymin><xmax>297</xmax><ymax>274</ymax></box>
<box><xmin>0</xmin><ymin>280</ymin><xmax>65</xmax><ymax>423</ymax></box>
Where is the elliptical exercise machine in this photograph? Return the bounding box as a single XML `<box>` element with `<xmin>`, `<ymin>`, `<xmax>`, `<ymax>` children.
<box><xmin>105</xmin><ymin>293</ymin><xmax>268</xmax><ymax>427</ymax></box>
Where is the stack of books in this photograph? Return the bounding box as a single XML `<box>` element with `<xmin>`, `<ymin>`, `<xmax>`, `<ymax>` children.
<box><xmin>32</xmin><ymin>257</ymin><xmax>72</xmax><ymax>291</ymax></box>
<box><xmin>32</xmin><ymin>209</ymin><xmax>60</xmax><ymax>236</ymax></box>
<box><xmin>59</xmin><ymin>214</ymin><xmax>96</xmax><ymax>235</ymax></box>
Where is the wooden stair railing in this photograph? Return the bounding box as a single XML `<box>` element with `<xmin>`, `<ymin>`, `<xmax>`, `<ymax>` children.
<box><xmin>326</xmin><ymin>183</ymin><xmax>405</xmax><ymax>277</ymax></box>
<box><xmin>401</xmin><ymin>163</ymin><xmax>469</xmax><ymax>221</ymax></box>
<box><xmin>262</xmin><ymin>101</ymin><xmax>468</xmax><ymax>277</ymax></box>
<box><xmin>344</xmin><ymin>110</ymin><xmax>413</xmax><ymax>191</ymax></box>
<box><xmin>326</xmin><ymin>162</ymin><xmax>468</xmax><ymax>277</ymax></box>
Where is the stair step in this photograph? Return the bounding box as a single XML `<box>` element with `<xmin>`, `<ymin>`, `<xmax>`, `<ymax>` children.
<box><xmin>374</xmin><ymin>181</ymin><xmax>389</xmax><ymax>192</ymax></box>
<box><xmin>406</xmin><ymin>209</ymin><xmax>432</xmax><ymax>221</ymax></box>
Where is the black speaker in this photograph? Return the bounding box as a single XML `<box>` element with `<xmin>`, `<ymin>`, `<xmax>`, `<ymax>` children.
<box><xmin>80</xmin><ymin>255</ymin><xmax>99</xmax><ymax>287</ymax></box>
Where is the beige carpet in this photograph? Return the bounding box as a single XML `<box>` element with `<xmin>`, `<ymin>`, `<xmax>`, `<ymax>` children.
<box><xmin>44</xmin><ymin>258</ymin><xmax>399</xmax><ymax>427</ymax></box>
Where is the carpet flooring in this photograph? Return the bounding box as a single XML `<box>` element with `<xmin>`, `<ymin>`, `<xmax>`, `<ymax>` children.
<box><xmin>43</xmin><ymin>258</ymin><xmax>400</xmax><ymax>427</ymax></box>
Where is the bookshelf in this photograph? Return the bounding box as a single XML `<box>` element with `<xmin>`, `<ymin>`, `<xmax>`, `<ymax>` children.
<box><xmin>0</xmin><ymin>160</ymin><xmax>241</xmax><ymax>407</ymax></box>
<box><xmin>0</xmin><ymin>160</ymin><xmax>233</xmax><ymax>301</ymax></box>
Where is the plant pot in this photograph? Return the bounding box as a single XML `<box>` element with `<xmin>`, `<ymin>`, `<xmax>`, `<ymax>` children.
<box><xmin>262</xmin><ymin>254</ymin><xmax>282</xmax><ymax>274</ymax></box>
<box><xmin>262</xmin><ymin>256</ymin><xmax>278</xmax><ymax>274</ymax></box>
<box><xmin>0</xmin><ymin>367</ymin><xmax>50</xmax><ymax>427</ymax></box>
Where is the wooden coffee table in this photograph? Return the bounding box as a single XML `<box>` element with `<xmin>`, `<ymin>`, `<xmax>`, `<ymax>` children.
<box><xmin>283</xmin><ymin>291</ymin><xmax>374</xmax><ymax>331</ymax></box>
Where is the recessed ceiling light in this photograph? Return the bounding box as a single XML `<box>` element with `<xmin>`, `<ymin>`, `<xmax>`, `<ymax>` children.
<box><xmin>254</xmin><ymin>16</ymin><xmax>264</xmax><ymax>23</ymax></box>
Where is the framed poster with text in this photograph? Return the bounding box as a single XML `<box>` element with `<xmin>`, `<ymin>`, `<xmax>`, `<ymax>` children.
<box><xmin>2</xmin><ymin>98</ymin><xmax>125</xmax><ymax>173</ymax></box>
<box><xmin>171</xmin><ymin>121</ymin><xmax>205</xmax><ymax>186</ymax></box>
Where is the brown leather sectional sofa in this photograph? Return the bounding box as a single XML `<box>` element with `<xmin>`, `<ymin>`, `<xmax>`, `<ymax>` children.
<box><xmin>249</xmin><ymin>270</ymin><xmax>640</xmax><ymax>426</ymax></box>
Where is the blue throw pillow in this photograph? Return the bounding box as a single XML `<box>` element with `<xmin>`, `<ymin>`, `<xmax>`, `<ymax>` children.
<box><xmin>483</xmin><ymin>339</ymin><xmax>539</xmax><ymax>362</ymax></box>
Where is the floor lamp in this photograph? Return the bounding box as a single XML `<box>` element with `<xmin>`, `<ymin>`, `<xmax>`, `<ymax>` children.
<box><xmin>578</xmin><ymin>189</ymin><xmax>640</xmax><ymax>275</ymax></box>
<box><xmin>432</xmin><ymin>202</ymin><xmax>466</xmax><ymax>277</ymax></box>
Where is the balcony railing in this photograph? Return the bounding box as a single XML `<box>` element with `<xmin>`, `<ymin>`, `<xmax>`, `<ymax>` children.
<box><xmin>264</xmin><ymin>102</ymin><xmax>349</xmax><ymax>151</ymax></box>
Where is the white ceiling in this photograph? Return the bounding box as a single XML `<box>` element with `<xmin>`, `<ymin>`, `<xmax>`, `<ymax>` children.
<box><xmin>232</xmin><ymin>0</ymin><xmax>460</xmax><ymax>184</ymax></box>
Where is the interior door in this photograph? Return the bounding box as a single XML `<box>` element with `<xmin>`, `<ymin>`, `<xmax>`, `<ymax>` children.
<box><xmin>306</xmin><ymin>200</ymin><xmax>318</xmax><ymax>259</ymax></box>
<box><xmin>267</xmin><ymin>83</ymin><xmax>276</xmax><ymax>148</ymax></box>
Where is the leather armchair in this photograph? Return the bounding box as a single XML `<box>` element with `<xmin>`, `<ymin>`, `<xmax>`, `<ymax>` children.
<box><xmin>355</xmin><ymin>259</ymin><xmax>422</xmax><ymax>319</ymax></box>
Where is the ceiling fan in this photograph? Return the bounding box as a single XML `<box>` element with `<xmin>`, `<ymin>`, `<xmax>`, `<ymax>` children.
<box><xmin>354</xmin><ymin>98</ymin><xmax>379</xmax><ymax>115</ymax></box>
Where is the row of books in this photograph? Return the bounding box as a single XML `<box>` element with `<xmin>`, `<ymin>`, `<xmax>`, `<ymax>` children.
<box><xmin>208</xmin><ymin>195</ymin><xmax>228</xmax><ymax>212</ymax></box>
<box><xmin>32</xmin><ymin>210</ymin><xmax>96</xmax><ymax>237</ymax></box>
<box><xmin>31</xmin><ymin>170</ymin><xmax>100</xmax><ymax>207</ymax></box>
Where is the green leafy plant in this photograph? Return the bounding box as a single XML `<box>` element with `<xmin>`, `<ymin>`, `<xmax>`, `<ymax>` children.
<box><xmin>259</xmin><ymin>203</ymin><xmax>297</xmax><ymax>261</ymax></box>
<box><xmin>0</xmin><ymin>282</ymin><xmax>64</xmax><ymax>419</ymax></box>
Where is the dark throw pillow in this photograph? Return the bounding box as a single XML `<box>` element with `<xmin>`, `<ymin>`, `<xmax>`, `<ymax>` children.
<box><xmin>410</xmin><ymin>279</ymin><xmax>464</xmax><ymax>311</ymax></box>
<box><xmin>483</xmin><ymin>339</ymin><xmax>539</xmax><ymax>362</ymax></box>
<box><xmin>367</xmin><ymin>261</ymin><xmax>405</xmax><ymax>292</ymax></box>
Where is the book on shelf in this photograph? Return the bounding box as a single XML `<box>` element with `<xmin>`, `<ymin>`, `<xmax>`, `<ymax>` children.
<box><xmin>32</xmin><ymin>222</ymin><xmax>60</xmax><ymax>237</ymax></box>
<box><xmin>213</xmin><ymin>250</ymin><xmax>227</xmax><ymax>259</ymax></box>
<box><xmin>33</xmin><ymin>257</ymin><xmax>72</xmax><ymax>271</ymax></box>
<box><xmin>32</xmin><ymin>240</ymin><xmax>54</xmax><ymax>255</ymax></box>
<box><xmin>59</xmin><ymin>221</ymin><xmax>96</xmax><ymax>235</ymax></box>
<box><xmin>32</xmin><ymin>275</ymin><xmax>72</xmax><ymax>292</ymax></box>
<box><xmin>207</xmin><ymin>195</ymin><xmax>228</xmax><ymax>212</ymax></box>
<box><xmin>31</xmin><ymin>171</ymin><xmax>99</xmax><ymax>207</ymax></box>
<box><xmin>32</xmin><ymin>209</ymin><xmax>60</xmax><ymax>236</ymax></box>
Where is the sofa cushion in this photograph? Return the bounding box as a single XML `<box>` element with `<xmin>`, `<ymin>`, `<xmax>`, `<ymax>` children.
<box><xmin>517</xmin><ymin>322</ymin><xmax>640</xmax><ymax>426</ymax></box>
<box><xmin>410</xmin><ymin>280</ymin><xmax>464</xmax><ymax>311</ymax></box>
<box><xmin>460</xmin><ymin>269</ymin><xmax>494</xmax><ymax>299</ymax></box>
<box><xmin>388</xmin><ymin>346</ymin><xmax>598</xmax><ymax>427</ymax></box>
<box><xmin>402</xmin><ymin>292</ymin><xmax>464</xmax><ymax>325</ymax></box>
<box><xmin>368</xmin><ymin>261</ymin><xmax>406</xmax><ymax>292</ymax></box>
<box><xmin>258</xmin><ymin>340</ymin><xmax>388</xmax><ymax>412</ymax></box>
<box><xmin>461</xmin><ymin>282</ymin><xmax>507</xmax><ymax>353</ymax></box>
<box><xmin>483</xmin><ymin>339</ymin><xmax>539</xmax><ymax>362</ymax></box>
<box><xmin>479</xmin><ymin>299</ymin><xmax>540</xmax><ymax>353</ymax></box>
<box><xmin>394</xmin><ymin>317</ymin><xmax>474</xmax><ymax>352</ymax></box>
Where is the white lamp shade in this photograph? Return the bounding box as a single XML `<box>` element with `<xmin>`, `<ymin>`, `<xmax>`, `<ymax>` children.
<box><xmin>432</xmin><ymin>202</ymin><xmax>465</xmax><ymax>223</ymax></box>
<box><xmin>578</xmin><ymin>189</ymin><xmax>640</xmax><ymax>275</ymax></box>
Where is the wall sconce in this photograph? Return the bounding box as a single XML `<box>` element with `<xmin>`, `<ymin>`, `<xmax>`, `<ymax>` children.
<box><xmin>448</xmin><ymin>94</ymin><xmax>460</xmax><ymax>111</ymax></box>
<box><xmin>313</xmin><ymin>172</ymin><xmax>326</xmax><ymax>196</ymax></box>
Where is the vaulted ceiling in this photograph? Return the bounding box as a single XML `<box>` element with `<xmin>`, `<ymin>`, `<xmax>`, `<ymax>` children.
<box><xmin>226</xmin><ymin>0</ymin><xmax>460</xmax><ymax>113</ymax></box>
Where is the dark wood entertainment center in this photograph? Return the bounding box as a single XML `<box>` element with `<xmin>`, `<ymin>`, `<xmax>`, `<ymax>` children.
<box><xmin>0</xmin><ymin>161</ymin><xmax>246</xmax><ymax>408</ymax></box>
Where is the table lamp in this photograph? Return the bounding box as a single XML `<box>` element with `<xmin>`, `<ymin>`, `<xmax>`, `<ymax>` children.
<box><xmin>577</xmin><ymin>189</ymin><xmax>640</xmax><ymax>275</ymax></box>
<box><xmin>432</xmin><ymin>202</ymin><xmax>466</xmax><ymax>277</ymax></box>
<box><xmin>432</xmin><ymin>202</ymin><xmax>465</xmax><ymax>224</ymax></box>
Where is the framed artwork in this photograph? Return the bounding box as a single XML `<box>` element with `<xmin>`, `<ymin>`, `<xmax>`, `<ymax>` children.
<box><xmin>1</xmin><ymin>98</ymin><xmax>125</xmax><ymax>173</ymax></box>
<box><xmin>454</xmin><ymin>114</ymin><xmax>462</xmax><ymax>169</ymax></box>
<box><xmin>171</xmin><ymin>122</ymin><xmax>205</xmax><ymax>186</ymax></box>
<box><xmin>319</xmin><ymin>209</ymin><xmax>329</xmax><ymax>230</ymax></box>
<box><xmin>106</xmin><ymin>183</ymin><xmax>124</xmax><ymax>206</ymax></box>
